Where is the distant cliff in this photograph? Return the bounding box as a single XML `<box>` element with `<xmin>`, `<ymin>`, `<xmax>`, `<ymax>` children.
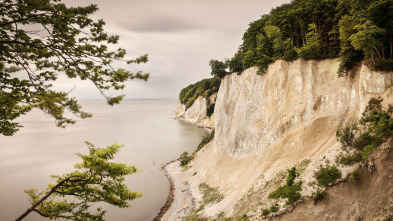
<box><xmin>176</xmin><ymin>93</ymin><xmax>216</xmax><ymax>128</ymax></box>
<box><xmin>178</xmin><ymin>59</ymin><xmax>393</xmax><ymax>220</ymax></box>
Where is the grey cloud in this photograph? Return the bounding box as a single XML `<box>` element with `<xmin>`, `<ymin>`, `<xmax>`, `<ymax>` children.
<box><xmin>61</xmin><ymin>0</ymin><xmax>292</xmax><ymax>99</ymax></box>
<box><xmin>123</xmin><ymin>16</ymin><xmax>203</xmax><ymax>33</ymax></box>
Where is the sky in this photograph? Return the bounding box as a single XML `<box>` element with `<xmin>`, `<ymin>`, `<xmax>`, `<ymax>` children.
<box><xmin>59</xmin><ymin>0</ymin><xmax>291</xmax><ymax>100</ymax></box>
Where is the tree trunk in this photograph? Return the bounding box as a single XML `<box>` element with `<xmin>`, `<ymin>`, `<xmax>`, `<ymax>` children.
<box><xmin>280</xmin><ymin>38</ymin><xmax>287</xmax><ymax>55</ymax></box>
<box><xmin>390</xmin><ymin>33</ymin><xmax>393</xmax><ymax>58</ymax></box>
<box><xmin>374</xmin><ymin>45</ymin><xmax>382</xmax><ymax>59</ymax></box>
<box><xmin>15</xmin><ymin>178</ymin><xmax>69</xmax><ymax>221</ymax></box>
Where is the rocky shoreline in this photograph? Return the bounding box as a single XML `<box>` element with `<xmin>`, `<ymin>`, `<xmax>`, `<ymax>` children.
<box><xmin>154</xmin><ymin>160</ymin><xmax>195</xmax><ymax>221</ymax></box>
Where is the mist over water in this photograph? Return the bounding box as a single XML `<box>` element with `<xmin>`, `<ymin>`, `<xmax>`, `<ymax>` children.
<box><xmin>0</xmin><ymin>100</ymin><xmax>208</xmax><ymax>221</ymax></box>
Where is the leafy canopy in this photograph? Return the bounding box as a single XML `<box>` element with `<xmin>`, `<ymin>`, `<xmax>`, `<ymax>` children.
<box><xmin>209</xmin><ymin>0</ymin><xmax>393</xmax><ymax>78</ymax></box>
<box><xmin>17</xmin><ymin>142</ymin><xmax>141</xmax><ymax>221</ymax></box>
<box><xmin>0</xmin><ymin>0</ymin><xmax>149</xmax><ymax>136</ymax></box>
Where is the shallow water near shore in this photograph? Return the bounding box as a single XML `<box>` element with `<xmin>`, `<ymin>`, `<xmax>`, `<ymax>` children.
<box><xmin>0</xmin><ymin>100</ymin><xmax>207</xmax><ymax>221</ymax></box>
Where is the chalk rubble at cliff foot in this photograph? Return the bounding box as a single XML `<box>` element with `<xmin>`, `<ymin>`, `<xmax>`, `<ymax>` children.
<box><xmin>180</xmin><ymin>59</ymin><xmax>393</xmax><ymax>220</ymax></box>
<box><xmin>176</xmin><ymin>93</ymin><xmax>216</xmax><ymax>128</ymax></box>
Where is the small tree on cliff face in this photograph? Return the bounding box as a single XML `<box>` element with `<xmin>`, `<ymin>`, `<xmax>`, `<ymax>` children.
<box><xmin>16</xmin><ymin>142</ymin><xmax>141</xmax><ymax>221</ymax></box>
<box><xmin>0</xmin><ymin>0</ymin><xmax>149</xmax><ymax>136</ymax></box>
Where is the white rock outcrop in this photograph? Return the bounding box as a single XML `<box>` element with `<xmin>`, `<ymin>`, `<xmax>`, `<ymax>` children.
<box><xmin>176</xmin><ymin>94</ymin><xmax>216</xmax><ymax>128</ymax></box>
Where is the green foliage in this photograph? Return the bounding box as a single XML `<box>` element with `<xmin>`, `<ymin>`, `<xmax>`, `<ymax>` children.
<box><xmin>0</xmin><ymin>0</ymin><xmax>149</xmax><ymax>135</ymax></box>
<box><xmin>227</xmin><ymin>52</ymin><xmax>245</xmax><ymax>73</ymax></box>
<box><xmin>209</xmin><ymin>60</ymin><xmax>228</xmax><ymax>78</ymax></box>
<box><xmin>20</xmin><ymin>142</ymin><xmax>141</xmax><ymax>220</ymax></box>
<box><xmin>239</xmin><ymin>214</ymin><xmax>250</xmax><ymax>221</ymax></box>
<box><xmin>312</xmin><ymin>189</ymin><xmax>327</xmax><ymax>203</ymax></box>
<box><xmin>195</xmin><ymin>129</ymin><xmax>215</xmax><ymax>153</ymax></box>
<box><xmin>179</xmin><ymin>78</ymin><xmax>220</xmax><ymax>109</ymax></box>
<box><xmin>338</xmin><ymin>15</ymin><xmax>363</xmax><ymax>77</ymax></box>
<box><xmin>262</xmin><ymin>202</ymin><xmax>279</xmax><ymax>216</ymax></box>
<box><xmin>360</xmin><ymin>144</ymin><xmax>376</xmax><ymax>159</ymax></box>
<box><xmin>217</xmin><ymin>0</ymin><xmax>393</xmax><ymax>79</ymax></box>
<box><xmin>339</xmin><ymin>152</ymin><xmax>362</xmax><ymax>165</ymax></box>
<box><xmin>364</xmin><ymin>97</ymin><xmax>383</xmax><ymax>113</ymax></box>
<box><xmin>374</xmin><ymin>59</ymin><xmax>393</xmax><ymax>71</ymax></box>
<box><xmin>262</xmin><ymin>208</ymin><xmax>270</xmax><ymax>216</ymax></box>
<box><xmin>182</xmin><ymin>213</ymin><xmax>208</xmax><ymax>221</ymax></box>
<box><xmin>335</xmin><ymin>98</ymin><xmax>393</xmax><ymax>161</ymax></box>
<box><xmin>181</xmin><ymin>130</ymin><xmax>215</xmax><ymax>166</ymax></box>
<box><xmin>286</xmin><ymin>167</ymin><xmax>297</xmax><ymax>187</ymax></box>
<box><xmin>198</xmin><ymin>183</ymin><xmax>224</xmax><ymax>205</ymax></box>
<box><xmin>268</xmin><ymin>183</ymin><xmax>302</xmax><ymax>205</ymax></box>
<box><xmin>269</xmin><ymin>168</ymin><xmax>302</xmax><ymax>205</ymax></box>
<box><xmin>269</xmin><ymin>202</ymin><xmax>280</xmax><ymax>213</ymax></box>
<box><xmin>358</xmin><ymin>109</ymin><xmax>393</xmax><ymax>158</ymax></box>
<box><xmin>296</xmin><ymin>159</ymin><xmax>311</xmax><ymax>174</ymax></box>
<box><xmin>315</xmin><ymin>165</ymin><xmax>342</xmax><ymax>187</ymax></box>
<box><xmin>336</xmin><ymin>125</ymin><xmax>355</xmax><ymax>147</ymax></box>
<box><xmin>349</xmin><ymin>20</ymin><xmax>385</xmax><ymax>64</ymax></box>
<box><xmin>353</xmin><ymin>132</ymin><xmax>376</xmax><ymax>151</ymax></box>
<box><xmin>180</xmin><ymin>151</ymin><xmax>193</xmax><ymax>166</ymax></box>
<box><xmin>206</xmin><ymin>103</ymin><xmax>215</xmax><ymax>118</ymax></box>
<box><xmin>298</xmin><ymin>24</ymin><xmax>322</xmax><ymax>60</ymax></box>
<box><xmin>348</xmin><ymin>169</ymin><xmax>362</xmax><ymax>183</ymax></box>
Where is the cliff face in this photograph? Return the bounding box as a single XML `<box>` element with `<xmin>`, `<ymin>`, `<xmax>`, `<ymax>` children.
<box><xmin>176</xmin><ymin>93</ymin><xmax>216</xmax><ymax>128</ymax></box>
<box><xmin>215</xmin><ymin>59</ymin><xmax>393</xmax><ymax>156</ymax></box>
<box><xmin>182</xmin><ymin>59</ymin><xmax>393</xmax><ymax>219</ymax></box>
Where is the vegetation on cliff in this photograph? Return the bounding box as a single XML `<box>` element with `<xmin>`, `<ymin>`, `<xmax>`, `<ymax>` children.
<box><xmin>180</xmin><ymin>129</ymin><xmax>215</xmax><ymax>166</ymax></box>
<box><xmin>209</xmin><ymin>0</ymin><xmax>393</xmax><ymax>77</ymax></box>
<box><xmin>337</xmin><ymin>98</ymin><xmax>393</xmax><ymax>162</ymax></box>
<box><xmin>179</xmin><ymin>77</ymin><xmax>220</xmax><ymax>109</ymax></box>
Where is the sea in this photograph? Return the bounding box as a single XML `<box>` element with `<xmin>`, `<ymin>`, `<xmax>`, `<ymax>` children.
<box><xmin>0</xmin><ymin>100</ymin><xmax>208</xmax><ymax>221</ymax></box>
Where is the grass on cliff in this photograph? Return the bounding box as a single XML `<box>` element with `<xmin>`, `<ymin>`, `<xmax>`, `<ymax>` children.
<box><xmin>199</xmin><ymin>182</ymin><xmax>224</xmax><ymax>205</ymax></box>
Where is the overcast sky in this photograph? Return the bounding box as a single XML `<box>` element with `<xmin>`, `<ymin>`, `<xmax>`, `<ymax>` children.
<box><xmin>59</xmin><ymin>0</ymin><xmax>291</xmax><ymax>99</ymax></box>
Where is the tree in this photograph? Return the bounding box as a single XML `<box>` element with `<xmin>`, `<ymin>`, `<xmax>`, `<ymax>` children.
<box><xmin>16</xmin><ymin>142</ymin><xmax>141</xmax><ymax>221</ymax></box>
<box><xmin>349</xmin><ymin>20</ymin><xmax>386</xmax><ymax>64</ymax></box>
<box><xmin>337</xmin><ymin>15</ymin><xmax>363</xmax><ymax>77</ymax></box>
<box><xmin>0</xmin><ymin>0</ymin><xmax>149</xmax><ymax>136</ymax></box>
<box><xmin>264</xmin><ymin>25</ymin><xmax>287</xmax><ymax>58</ymax></box>
<box><xmin>227</xmin><ymin>51</ymin><xmax>244</xmax><ymax>73</ymax></box>
<box><xmin>297</xmin><ymin>23</ymin><xmax>322</xmax><ymax>60</ymax></box>
<box><xmin>209</xmin><ymin>59</ymin><xmax>227</xmax><ymax>78</ymax></box>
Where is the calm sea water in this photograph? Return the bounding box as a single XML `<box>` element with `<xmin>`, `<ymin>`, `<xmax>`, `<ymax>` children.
<box><xmin>0</xmin><ymin>100</ymin><xmax>207</xmax><ymax>221</ymax></box>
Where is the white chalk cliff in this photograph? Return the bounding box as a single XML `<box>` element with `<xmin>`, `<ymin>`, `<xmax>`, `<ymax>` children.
<box><xmin>176</xmin><ymin>93</ymin><xmax>216</xmax><ymax>128</ymax></box>
<box><xmin>179</xmin><ymin>59</ymin><xmax>393</xmax><ymax>220</ymax></box>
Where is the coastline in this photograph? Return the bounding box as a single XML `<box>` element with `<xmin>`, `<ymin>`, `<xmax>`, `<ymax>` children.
<box><xmin>153</xmin><ymin>159</ymin><xmax>177</xmax><ymax>221</ymax></box>
<box><xmin>154</xmin><ymin>160</ymin><xmax>195</xmax><ymax>221</ymax></box>
<box><xmin>175</xmin><ymin>116</ymin><xmax>213</xmax><ymax>133</ymax></box>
